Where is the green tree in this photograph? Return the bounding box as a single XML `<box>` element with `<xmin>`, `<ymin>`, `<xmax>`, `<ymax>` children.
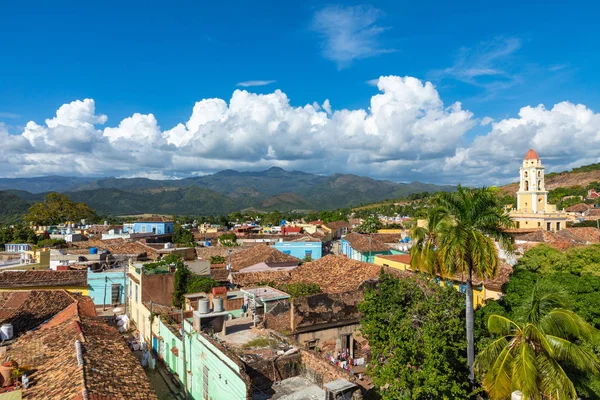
<box><xmin>209</xmin><ymin>255</ymin><xmax>226</xmax><ymax>264</ymax></box>
<box><xmin>476</xmin><ymin>283</ymin><xmax>600</xmax><ymax>399</ymax></box>
<box><xmin>410</xmin><ymin>186</ymin><xmax>513</xmax><ymax>385</ymax></box>
<box><xmin>187</xmin><ymin>276</ymin><xmax>219</xmax><ymax>294</ymax></box>
<box><xmin>356</xmin><ymin>215</ymin><xmax>382</xmax><ymax>234</ymax></box>
<box><xmin>359</xmin><ymin>274</ymin><xmax>471</xmax><ymax>399</ymax></box>
<box><xmin>218</xmin><ymin>232</ymin><xmax>237</xmax><ymax>246</ymax></box>
<box><xmin>24</xmin><ymin>193</ymin><xmax>97</xmax><ymax>225</ymax></box>
<box><xmin>172</xmin><ymin>223</ymin><xmax>195</xmax><ymax>245</ymax></box>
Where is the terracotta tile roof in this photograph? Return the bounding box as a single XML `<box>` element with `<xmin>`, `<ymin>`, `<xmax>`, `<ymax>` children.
<box><xmin>230</xmin><ymin>244</ymin><xmax>299</xmax><ymax>271</ymax></box>
<box><xmin>372</xmin><ymin>233</ymin><xmax>403</xmax><ymax>243</ymax></box>
<box><xmin>0</xmin><ymin>290</ymin><xmax>77</xmax><ymax>336</ymax></box>
<box><xmin>0</xmin><ymin>270</ymin><xmax>87</xmax><ymax>288</ymax></box>
<box><xmin>289</xmin><ymin>255</ymin><xmax>381</xmax><ymax>294</ymax></box>
<box><xmin>558</xmin><ymin>227</ymin><xmax>600</xmax><ymax>244</ymax></box>
<box><xmin>135</xmin><ymin>215</ymin><xmax>173</xmax><ymax>223</ymax></box>
<box><xmin>287</xmin><ymin>235</ymin><xmax>322</xmax><ymax>243</ymax></box>
<box><xmin>231</xmin><ymin>270</ymin><xmax>292</xmax><ymax>287</ymax></box>
<box><xmin>342</xmin><ymin>232</ymin><xmax>389</xmax><ymax>253</ymax></box>
<box><xmin>195</xmin><ymin>246</ymin><xmax>245</xmax><ymax>261</ymax></box>
<box><xmin>105</xmin><ymin>241</ymin><xmax>159</xmax><ymax>257</ymax></box>
<box><xmin>4</xmin><ymin>290</ymin><xmax>158</xmax><ymax>400</ymax></box>
<box><xmin>86</xmin><ymin>225</ymin><xmax>122</xmax><ymax>235</ymax></box>
<box><xmin>588</xmin><ymin>208</ymin><xmax>600</xmax><ymax>217</ymax></box>
<box><xmin>73</xmin><ymin>238</ymin><xmax>126</xmax><ymax>250</ymax></box>
<box><xmin>324</xmin><ymin>221</ymin><xmax>350</xmax><ymax>230</ymax></box>
<box><xmin>210</xmin><ymin>268</ymin><xmax>231</xmax><ymax>282</ymax></box>
<box><xmin>566</xmin><ymin>203</ymin><xmax>592</xmax><ymax>213</ymax></box>
<box><xmin>79</xmin><ymin>316</ymin><xmax>158</xmax><ymax>399</ymax></box>
<box><xmin>483</xmin><ymin>262</ymin><xmax>514</xmax><ymax>291</ymax></box>
<box><xmin>517</xmin><ymin>229</ymin><xmax>578</xmax><ymax>250</ymax></box>
<box><xmin>376</xmin><ymin>253</ymin><xmax>411</xmax><ymax>265</ymax></box>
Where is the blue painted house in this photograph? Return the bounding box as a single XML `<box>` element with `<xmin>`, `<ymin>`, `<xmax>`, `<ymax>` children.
<box><xmin>272</xmin><ymin>239</ymin><xmax>323</xmax><ymax>260</ymax></box>
<box><xmin>87</xmin><ymin>268</ymin><xmax>126</xmax><ymax>306</ymax></box>
<box><xmin>124</xmin><ymin>217</ymin><xmax>174</xmax><ymax>235</ymax></box>
<box><xmin>341</xmin><ymin>232</ymin><xmax>393</xmax><ymax>264</ymax></box>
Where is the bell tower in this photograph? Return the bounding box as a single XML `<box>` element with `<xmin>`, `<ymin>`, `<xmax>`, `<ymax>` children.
<box><xmin>516</xmin><ymin>149</ymin><xmax>548</xmax><ymax>213</ymax></box>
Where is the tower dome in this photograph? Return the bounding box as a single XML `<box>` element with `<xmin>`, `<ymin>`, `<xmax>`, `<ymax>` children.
<box><xmin>524</xmin><ymin>149</ymin><xmax>540</xmax><ymax>160</ymax></box>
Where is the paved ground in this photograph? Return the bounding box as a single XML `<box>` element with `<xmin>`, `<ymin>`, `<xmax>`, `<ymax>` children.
<box><xmin>145</xmin><ymin>367</ymin><xmax>175</xmax><ymax>400</ymax></box>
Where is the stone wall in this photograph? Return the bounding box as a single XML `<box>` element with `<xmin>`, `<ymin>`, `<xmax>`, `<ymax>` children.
<box><xmin>293</xmin><ymin>290</ymin><xmax>363</xmax><ymax>332</ymax></box>
<box><xmin>243</xmin><ymin>353</ymin><xmax>302</xmax><ymax>391</ymax></box>
<box><xmin>262</xmin><ymin>301</ymin><xmax>291</xmax><ymax>332</ymax></box>
<box><xmin>299</xmin><ymin>349</ymin><xmax>361</xmax><ymax>395</ymax></box>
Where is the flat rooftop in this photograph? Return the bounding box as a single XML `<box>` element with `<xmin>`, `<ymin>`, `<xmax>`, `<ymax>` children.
<box><xmin>253</xmin><ymin>377</ymin><xmax>325</xmax><ymax>400</ymax></box>
<box><xmin>242</xmin><ymin>286</ymin><xmax>290</xmax><ymax>301</ymax></box>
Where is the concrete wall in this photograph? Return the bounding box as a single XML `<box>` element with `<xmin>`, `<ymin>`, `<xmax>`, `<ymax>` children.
<box><xmin>141</xmin><ymin>273</ymin><xmax>174</xmax><ymax>305</ymax></box>
<box><xmin>155</xmin><ymin>317</ymin><xmax>252</xmax><ymax>400</ymax></box>
<box><xmin>87</xmin><ymin>269</ymin><xmax>125</xmax><ymax>306</ymax></box>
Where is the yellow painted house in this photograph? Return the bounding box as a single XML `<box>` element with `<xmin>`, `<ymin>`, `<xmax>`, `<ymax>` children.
<box><xmin>374</xmin><ymin>254</ymin><xmax>509</xmax><ymax>307</ymax></box>
<box><xmin>0</xmin><ymin>270</ymin><xmax>89</xmax><ymax>295</ymax></box>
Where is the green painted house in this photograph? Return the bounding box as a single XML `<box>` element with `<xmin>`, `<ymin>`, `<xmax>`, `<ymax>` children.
<box><xmin>155</xmin><ymin>316</ymin><xmax>250</xmax><ymax>399</ymax></box>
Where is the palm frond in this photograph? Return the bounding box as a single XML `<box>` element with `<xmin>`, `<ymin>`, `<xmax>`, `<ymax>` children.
<box><xmin>487</xmin><ymin>314</ymin><xmax>520</xmax><ymax>336</ymax></box>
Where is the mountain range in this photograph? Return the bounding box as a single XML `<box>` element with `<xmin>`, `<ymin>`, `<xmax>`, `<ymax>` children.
<box><xmin>0</xmin><ymin>168</ymin><xmax>455</xmax><ymax>219</ymax></box>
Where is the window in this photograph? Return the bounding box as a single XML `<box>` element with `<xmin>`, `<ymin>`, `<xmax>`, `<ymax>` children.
<box><xmin>203</xmin><ymin>366</ymin><xmax>209</xmax><ymax>400</ymax></box>
<box><xmin>135</xmin><ymin>284</ymin><xmax>138</xmax><ymax>303</ymax></box>
<box><xmin>305</xmin><ymin>250</ymin><xmax>312</xmax><ymax>257</ymax></box>
<box><xmin>556</xmin><ymin>222</ymin><xmax>561</xmax><ymax>231</ymax></box>
<box><xmin>538</xmin><ymin>180</ymin><xmax>541</xmax><ymax>190</ymax></box>
<box><xmin>524</xmin><ymin>180</ymin><xmax>529</xmax><ymax>191</ymax></box>
<box><xmin>538</xmin><ymin>222</ymin><xmax>541</xmax><ymax>228</ymax></box>
<box><xmin>141</xmin><ymin>225</ymin><xmax>147</xmax><ymax>233</ymax></box>
<box><xmin>547</xmin><ymin>222</ymin><xmax>551</xmax><ymax>231</ymax></box>
<box><xmin>524</xmin><ymin>171</ymin><xmax>528</xmax><ymax>178</ymax></box>
<box><xmin>538</xmin><ymin>171</ymin><xmax>541</xmax><ymax>177</ymax></box>
<box><xmin>516</xmin><ymin>222</ymin><xmax>520</xmax><ymax>228</ymax></box>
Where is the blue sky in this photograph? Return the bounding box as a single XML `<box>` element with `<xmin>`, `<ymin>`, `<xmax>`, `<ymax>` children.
<box><xmin>1</xmin><ymin>1</ymin><xmax>600</xmax><ymax>183</ymax></box>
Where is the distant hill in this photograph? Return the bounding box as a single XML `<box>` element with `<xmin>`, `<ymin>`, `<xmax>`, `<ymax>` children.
<box><xmin>0</xmin><ymin>168</ymin><xmax>455</xmax><ymax>217</ymax></box>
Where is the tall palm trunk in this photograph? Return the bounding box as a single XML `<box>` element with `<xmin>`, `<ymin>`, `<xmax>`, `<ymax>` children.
<box><xmin>466</xmin><ymin>266</ymin><xmax>475</xmax><ymax>386</ymax></box>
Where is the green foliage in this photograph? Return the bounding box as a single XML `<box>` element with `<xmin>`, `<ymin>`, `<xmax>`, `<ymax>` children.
<box><xmin>277</xmin><ymin>282</ymin><xmax>321</xmax><ymax>298</ymax></box>
<box><xmin>218</xmin><ymin>232</ymin><xmax>237</xmax><ymax>246</ymax></box>
<box><xmin>359</xmin><ymin>274</ymin><xmax>471</xmax><ymax>399</ymax></box>
<box><xmin>172</xmin><ymin>223</ymin><xmax>194</xmax><ymax>245</ymax></box>
<box><xmin>0</xmin><ymin>191</ymin><xmax>32</xmax><ymax>224</ymax></box>
<box><xmin>172</xmin><ymin>260</ymin><xmax>190</xmax><ymax>308</ymax></box>
<box><xmin>36</xmin><ymin>238</ymin><xmax>66</xmax><ymax>248</ymax></box>
<box><xmin>186</xmin><ymin>276</ymin><xmax>219</xmax><ymax>294</ymax></box>
<box><xmin>24</xmin><ymin>192</ymin><xmax>97</xmax><ymax>225</ymax></box>
<box><xmin>209</xmin><ymin>255</ymin><xmax>226</xmax><ymax>264</ymax></box>
<box><xmin>548</xmin><ymin>186</ymin><xmax>587</xmax><ymax>206</ymax></box>
<box><xmin>475</xmin><ymin>284</ymin><xmax>600</xmax><ymax>400</ymax></box>
<box><xmin>0</xmin><ymin>225</ymin><xmax>38</xmax><ymax>250</ymax></box>
<box><xmin>572</xmin><ymin>163</ymin><xmax>600</xmax><ymax>173</ymax></box>
<box><xmin>516</xmin><ymin>243</ymin><xmax>600</xmax><ymax>276</ymax></box>
<box><xmin>355</xmin><ymin>215</ymin><xmax>383</xmax><ymax>234</ymax></box>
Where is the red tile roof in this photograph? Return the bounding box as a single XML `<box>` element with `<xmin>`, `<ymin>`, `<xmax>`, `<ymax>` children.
<box><xmin>289</xmin><ymin>255</ymin><xmax>381</xmax><ymax>294</ymax></box>
<box><xmin>3</xmin><ymin>290</ymin><xmax>158</xmax><ymax>399</ymax></box>
<box><xmin>343</xmin><ymin>232</ymin><xmax>390</xmax><ymax>253</ymax></box>
<box><xmin>0</xmin><ymin>270</ymin><xmax>87</xmax><ymax>288</ymax></box>
<box><xmin>230</xmin><ymin>244</ymin><xmax>299</xmax><ymax>271</ymax></box>
<box><xmin>231</xmin><ymin>270</ymin><xmax>292</xmax><ymax>287</ymax></box>
<box><xmin>376</xmin><ymin>253</ymin><xmax>411</xmax><ymax>265</ymax></box>
<box><xmin>566</xmin><ymin>203</ymin><xmax>592</xmax><ymax>213</ymax></box>
<box><xmin>135</xmin><ymin>215</ymin><xmax>173</xmax><ymax>223</ymax></box>
<box><xmin>524</xmin><ymin>148</ymin><xmax>540</xmax><ymax>160</ymax></box>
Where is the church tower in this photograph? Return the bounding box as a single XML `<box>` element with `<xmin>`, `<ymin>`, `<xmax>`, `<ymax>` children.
<box><xmin>516</xmin><ymin>149</ymin><xmax>548</xmax><ymax>213</ymax></box>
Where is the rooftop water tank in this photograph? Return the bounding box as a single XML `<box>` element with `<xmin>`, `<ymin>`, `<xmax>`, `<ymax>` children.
<box><xmin>90</xmin><ymin>247</ymin><xmax>98</xmax><ymax>255</ymax></box>
<box><xmin>213</xmin><ymin>297</ymin><xmax>224</xmax><ymax>313</ymax></box>
<box><xmin>0</xmin><ymin>324</ymin><xmax>13</xmax><ymax>341</ymax></box>
<box><xmin>198</xmin><ymin>298</ymin><xmax>210</xmax><ymax>314</ymax></box>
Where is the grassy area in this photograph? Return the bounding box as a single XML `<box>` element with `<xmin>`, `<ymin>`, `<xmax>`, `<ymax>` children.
<box><xmin>241</xmin><ymin>337</ymin><xmax>279</xmax><ymax>349</ymax></box>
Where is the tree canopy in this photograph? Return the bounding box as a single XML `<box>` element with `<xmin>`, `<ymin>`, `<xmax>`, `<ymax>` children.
<box><xmin>359</xmin><ymin>274</ymin><xmax>471</xmax><ymax>399</ymax></box>
<box><xmin>172</xmin><ymin>223</ymin><xmax>195</xmax><ymax>245</ymax></box>
<box><xmin>24</xmin><ymin>193</ymin><xmax>97</xmax><ymax>225</ymax></box>
<box><xmin>355</xmin><ymin>215</ymin><xmax>383</xmax><ymax>234</ymax></box>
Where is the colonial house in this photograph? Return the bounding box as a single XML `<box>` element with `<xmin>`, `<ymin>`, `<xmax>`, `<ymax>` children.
<box><xmin>341</xmin><ymin>232</ymin><xmax>394</xmax><ymax>263</ymax></box>
<box><xmin>124</xmin><ymin>216</ymin><xmax>174</xmax><ymax>235</ymax></box>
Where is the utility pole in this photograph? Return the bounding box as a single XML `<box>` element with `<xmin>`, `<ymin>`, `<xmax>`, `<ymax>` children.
<box><xmin>181</xmin><ymin>307</ymin><xmax>188</xmax><ymax>400</ymax></box>
<box><xmin>123</xmin><ymin>258</ymin><xmax>129</xmax><ymax>316</ymax></box>
<box><xmin>368</xmin><ymin>234</ymin><xmax>372</xmax><ymax>263</ymax></box>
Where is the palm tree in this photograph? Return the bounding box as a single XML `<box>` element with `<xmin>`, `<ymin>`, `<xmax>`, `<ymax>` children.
<box><xmin>475</xmin><ymin>284</ymin><xmax>600</xmax><ymax>399</ymax></box>
<box><xmin>410</xmin><ymin>186</ymin><xmax>513</xmax><ymax>385</ymax></box>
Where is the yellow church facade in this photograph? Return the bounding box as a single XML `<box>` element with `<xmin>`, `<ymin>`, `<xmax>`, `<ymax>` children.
<box><xmin>509</xmin><ymin>149</ymin><xmax>567</xmax><ymax>231</ymax></box>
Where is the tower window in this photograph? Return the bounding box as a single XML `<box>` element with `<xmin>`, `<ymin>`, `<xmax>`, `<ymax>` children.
<box><xmin>538</xmin><ymin>171</ymin><xmax>541</xmax><ymax>177</ymax></box>
<box><xmin>524</xmin><ymin>180</ymin><xmax>529</xmax><ymax>191</ymax></box>
<box><xmin>538</xmin><ymin>180</ymin><xmax>541</xmax><ymax>189</ymax></box>
<box><xmin>524</xmin><ymin>171</ymin><xmax>528</xmax><ymax>178</ymax></box>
